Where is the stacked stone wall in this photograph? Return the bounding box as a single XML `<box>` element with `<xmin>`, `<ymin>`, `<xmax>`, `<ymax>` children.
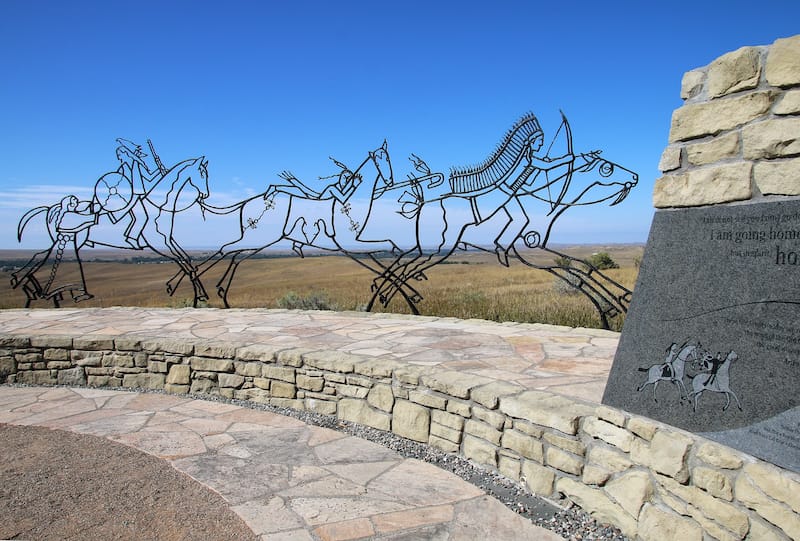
<box><xmin>3</xmin><ymin>332</ymin><xmax>798</xmax><ymax>540</ymax></box>
<box><xmin>655</xmin><ymin>34</ymin><xmax>800</xmax><ymax>207</ymax></box>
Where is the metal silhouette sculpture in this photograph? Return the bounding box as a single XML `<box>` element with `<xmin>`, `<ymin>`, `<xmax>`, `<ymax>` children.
<box><xmin>11</xmin><ymin>113</ymin><xmax>638</xmax><ymax>328</ymax></box>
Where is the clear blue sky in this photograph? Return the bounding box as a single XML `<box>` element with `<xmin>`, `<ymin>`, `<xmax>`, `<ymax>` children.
<box><xmin>2</xmin><ymin>0</ymin><xmax>798</xmax><ymax>250</ymax></box>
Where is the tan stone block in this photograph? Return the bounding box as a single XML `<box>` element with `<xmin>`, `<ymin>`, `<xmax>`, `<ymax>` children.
<box><xmin>103</xmin><ymin>353</ymin><xmax>134</xmax><ymax>368</ymax></box>
<box><xmin>582</xmin><ymin>464</ymin><xmax>612</xmax><ymax>486</ymax></box>
<box><xmin>582</xmin><ymin>417</ymin><xmax>634</xmax><ymax>452</ymax></box>
<box><xmin>194</xmin><ymin>342</ymin><xmax>236</xmax><ymax>359</ymax></box>
<box><xmin>253</xmin><ymin>377</ymin><xmax>271</xmax><ymax>390</ymax></box>
<box><xmin>297</xmin><ymin>373</ymin><xmax>324</xmax><ymax>392</ymax></box>
<box><xmin>630</xmin><ymin>430</ymin><xmax>691</xmax><ymax>482</ymax></box>
<box><xmin>46</xmin><ymin>360</ymin><xmax>71</xmax><ymax>369</ymax></box>
<box><xmin>141</xmin><ymin>338</ymin><xmax>193</xmax><ymax>355</ymax></box>
<box><xmin>499</xmin><ymin>391</ymin><xmax>592</xmax><ymax>435</ymax></box>
<box><xmin>669</xmin><ymin>91</ymin><xmax>773</xmax><ymax>142</ymax></box>
<box><xmin>352</xmin><ymin>357</ymin><xmax>403</xmax><ymax>378</ymax></box>
<box><xmin>262</xmin><ymin>365</ymin><xmax>295</xmax><ymax>383</ymax></box>
<box><xmin>595</xmin><ymin>405</ymin><xmax>627</xmax><ymax>427</ymax></box>
<box><xmin>638</xmin><ymin>504</ymin><xmax>702</xmax><ymax>541</ymax></box>
<box><xmin>543</xmin><ymin>432</ymin><xmax>585</xmax><ymax>456</ymax></box>
<box><xmin>686</xmin><ymin>131</ymin><xmax>741</xmax><ymax>166</ymax></box>
<box><xmin>693</xmin><ymin>466</ymin><xmax>733</xmax><ymax>501</ymax></box>
<box><xmin>743</xmin><ymin>117</ymin><xmax>800</xmax><ymax>159</ymax></box>
<box><xmin>742</xmin><ymin>462</ymin><xmax>800</xmax><ymax>512</ymax></box>
<box><xmin>43</xmin><ymin>348</ymin><xmax>69</xmax><ymax>361</ymax></box>
<box><xmin>748</xmin><ymin>516</ymin><xmax>788</xmax><ymax>541</ymax></box>
<box><xmin>304</xmin><ymin>398</ymin><xmax>336</xmax><ymax>415</ymax></box>
<box><xmin>345</xmin><ymin>374</ymin><xmax>373</xmax><ymax>388</ymax></box>
<box><xmin>696</xmin><ymin>441</ymin><xmax>744</xmax><ymax>469</ymax></box>
<box><xmin>445</xmin><ymin>399</ymin><xmax>471</xmax><ymax>417</ymax></box>
<box><xmin>685</xmin><ymin>506</ymin><xmax>741</xmax><ymax>541</ymax></box>
<box><xmin>190</xmin><ymin>356</ymin><xmax>233</xmax><ymax>373</ymax></box>
<box><xmin>164</xmin><ymin>383</ymin><xmax>189</xmax><ymax>394</ymax></box>
<box><xmin>498</xmin><ymin>455</ymin><xmax>520</xmax><ymax>480</ymax></box>
<box><xmin>408</xmin><ymin>389</ymin><xmax>446</xmax><ymax>410</ymax></box>
<box><xmin>470</xmin><ymin>380</ymin><xmax>524</xmax><ymax>409</ymax></box>
<box><xmin>659</xmin><ymin>474</ymin><xmax>749</xmax><ymax>537</ymax></box>
<box><xmin>681</xmin><ymin>69</ymin><xmax>706</xmax><ymax>100</ymax></box>
<box><xmin>766</xmin><ymin>34</ymin><xmax>800</xmax><ymax>87</ymax></box>
<box><xmin>471</xmin><ymin>406</ymin><xmax>505</xmax><ymax>430</ymax></box>
<box><xmin>303</xmin><ymin>350</ymin><xmax>358</xmax><ymax>373</ymax></box>
<box><xmin>556</xmin><ymin>478</ymin><xmax>637</xmax><ymax>537</ymax></box>
<box><xmin>122</xmin><ymin>373</ymin><xmax>165</xmax><ymax>389</ymax></box>
<box><xmin>755</xmin><ymin>158</ymin><xmax>800</xmax><ymax>195</ymax></box>
<box><xmin>392</xmin><ymin>400</ymin><xmax>430</xmax><ymax>442</ymax></box>
<box><xmin>190</xmin><ymin>379</ymin><xmax>217</xmax><ymax>394</ymax></box>
<box><xmin>429</xmin><ymin>434</ymin><xmax>459</xmax><ymax>453</ymax></box>
<box><xmin>465</xmin><ymin>419</ymin><xmax>501</xmax><ymax>446</ymax></box>
<box><xmin>218</xmin><ymin>373</ymin><xmax>245</xmax><ymax>389</ymax></box>
<box><xmin>234</xmin><ymin>344</ymin><xmax>278</xmax><ymax>362</ymax></box>
<box><xmin>73</xmin><ymin>337</ymin><xmax>114</xmax><ymax>350</ymax></box>
<box><xmin>268</xmin><ymin>398</ymin><xmax>304</xmax><ymax>410</ymax></box>
<box><xmin>419</xmin><ymin>370</ymin><xmax>494</xmax><ymax>399</ymax></box>
<box><xmin>653</xmin><ymin>162</ymin><xmax>753</xmax><ymax>208</ymax></box>
<box><xmin>707</xmin><ymin>46</ymin><xmax>762</xmax><ymax>98</ymax></box>
<box><xmin>147</xmin><ymin>360</ymin><xmax>168</xmax><ymax>373</ymax></box>
<box><xmin>774</xmin><ymin>89</ymin><xmax>800</xmax><ymax>115</ymax></box>
<box><xmin>71</xmin><ymin>351</ymin><xmax>102</xmax><ymax>366</ymax></box>
<box><xmin>271</xmin><ymin>381</ymin><xmax>296</xmax><ymax>399</ymax></box>
<box><xmin>605</xmin><ymin>471</ymin><xmax>653</xmax><ymax>518</ymax></box>
<box><xmin>367</xmin><ymin>383</ymin><xmax>394</xmax><ymax>412</ymax></box>
<box><xmin>521</xmin><ymin>460</ymin><xmax>555</xmax><ymax>496</ymax></box>
<box><xmin>166</xmin><ymin>364</ymin><xmax>191</xmax><ymax>385</ymax></box>
<box><xmin>393</xmin><ymin>364</ymin><xmax>427</xmax><ymax>385</ymax></box>
<box><xmin>337</xmin><ymin>398</ymin><xmax>390</xmax><ymax>431</ymax></box>
<box><xmin>736</xmin><ymin>473</ymin><xmax>800</xmax><ymax>539</ymax></box>
<box><xmin>430</xmin><ymin>422</ymin><xmax>462</xmax><ymax>444</ymax></box>
<box><xmin>463</xmin><ymin>434</ymin><xmax>497</xmax><ymax>467</ymax></box>
<box><xmin>501</xmin><ymin>429</ymin><xmax>543</xmax><ymax>462</ymax></box>
<box><xmin>233</xmin><ymin>361</ymin><xmax>262</xmax><ymax>377</ymax></box>
<box><xmin>546</xmin><ymin>447</ymin><xmax>583</xmax><ymax>476</ymax></box>
<box><xmin>336</xmin><ymin>384</ymin><xmax>369</xmax><ymax>399</ymax></box>
<box><xmin>659</xmin><ymin>145</ymin><xmax>682</xmax><ymax>172</ymax></box>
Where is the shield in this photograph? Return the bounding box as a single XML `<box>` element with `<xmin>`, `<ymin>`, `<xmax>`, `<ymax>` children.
<box><xmin>94</xmin><ymin>172</ymin><xmax>133</xmax><ymax>214</ymax></box>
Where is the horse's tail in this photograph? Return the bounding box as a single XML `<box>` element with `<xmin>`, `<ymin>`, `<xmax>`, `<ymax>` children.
<box><xmin>17</xmin><ymin>206</ymin><xmax>50</xmax><ymax>242</ymax></box>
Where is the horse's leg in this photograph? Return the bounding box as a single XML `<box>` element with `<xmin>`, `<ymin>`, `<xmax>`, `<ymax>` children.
<box><xmin>652</xmin><ymin>380</ymin><xmax>659</xmax><ymax>403</ymax></box>
<box><xmin>732</xmin><ymin>391</ymin><xmax>743</xmax><ymax>411</ymax></box>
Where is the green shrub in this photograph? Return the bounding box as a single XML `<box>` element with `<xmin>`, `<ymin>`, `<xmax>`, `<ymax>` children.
<box><xmin>587</xmin><ymin>252</ymin><xmax>619</xmax><ymax>270</ymax></box>
<box><xmin>276</xmin><ymin>291</ymin><xmax>337</xmax><ymax>311</ymax></box>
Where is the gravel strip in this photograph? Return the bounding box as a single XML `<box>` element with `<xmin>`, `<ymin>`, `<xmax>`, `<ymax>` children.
<box><xmin>9</xmin><ymin>385</ymin><xmax>629</xmax><ymax>540</ymax></box>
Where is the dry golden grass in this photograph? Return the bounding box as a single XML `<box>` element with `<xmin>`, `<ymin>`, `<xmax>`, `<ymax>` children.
<box><xmin>1</xmin><ymin>245</ymin><xmax>642</xmax><ymax>331</ymax></box>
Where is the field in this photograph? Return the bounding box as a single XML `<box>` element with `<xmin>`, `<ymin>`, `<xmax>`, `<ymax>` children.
<box><xmin>0</xmin><ymin>245</ymin><xmax>643</xmax><ymax>331</ymax></box>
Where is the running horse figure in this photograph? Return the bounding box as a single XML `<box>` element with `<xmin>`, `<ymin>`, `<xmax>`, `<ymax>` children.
<box><xmin>365</xmin><ymin>112</ymin><xmax>637</xmax><ymax>322</ymax></box>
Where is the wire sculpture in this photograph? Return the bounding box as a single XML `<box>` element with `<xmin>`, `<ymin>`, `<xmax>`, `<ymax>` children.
<box><xmin>11</xmin><ymin>113</ymin><xmax>638</xmax><ymax>329</ymax></box>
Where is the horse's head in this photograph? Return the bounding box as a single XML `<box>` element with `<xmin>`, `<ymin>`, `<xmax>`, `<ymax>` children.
<box><xmin>566</xmin><ymin>152</ymin><xmax>638</xmax><ymax>208</ymax></box>
<box><xmin>192</xmin><ymin>156</ymin><xmax>210</xmax><ymax>200</ymax></box>
<box><xmin>368</xmin><ymin>140</ymin><xmax>394</xmax><ymax>192</ymax></box>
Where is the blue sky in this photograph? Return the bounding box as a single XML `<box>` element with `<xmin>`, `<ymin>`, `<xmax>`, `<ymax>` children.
<box><xmin>2</xmin><ymin>0</ymin><xmax>798</xmax><ymax>250</ymax></box>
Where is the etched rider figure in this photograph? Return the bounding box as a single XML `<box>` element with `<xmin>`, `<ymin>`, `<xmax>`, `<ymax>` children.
<box><xmin>111</xmin><ymin>138</ymin><xmax>162</xmax><ymax>248</ymax></box>
<box><xmin>266</xmin><ymin>157</ymin><xmax>361</xmax><ymax>204</ymax></box>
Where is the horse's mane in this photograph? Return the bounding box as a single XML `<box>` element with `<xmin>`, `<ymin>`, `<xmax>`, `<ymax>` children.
<box><xmin>448</xmin><ymin>112</ymin><xmax>542</xmax><ymax>194</ymax></box>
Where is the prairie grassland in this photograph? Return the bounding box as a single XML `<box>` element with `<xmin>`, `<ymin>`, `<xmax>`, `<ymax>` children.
<box><xmin>0</xmin><ymin>245</ymin><xmax>643</xmax><ymax>331</ymax></box>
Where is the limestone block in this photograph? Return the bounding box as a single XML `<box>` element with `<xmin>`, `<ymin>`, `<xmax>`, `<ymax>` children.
<box><xmin>71</xmin><ymin>351</ymin><xmax>102</xmax><ymax>366</ymax></box>
<box><xmin>337</xmin><ymin>398</ymin><xmax>390</xmax><ymax>431</ymax></box>
<box><xmin>522</xmin><ymin>460</ymin><xmax>555</xmax><ymax>496</ymax></box>
<box><xmin>194</xmin><ymin>342</ymin><xmax>237</xmax><ymax>359</ymax></box>
<box><xmin>430</xmin><ymin>421</ymin><xmax>462</xmax><ymax>444</ymax></box>
<box><xmin>736</xmin><ymin>473</ymin><xmax>800</xmax><ymax>539</ymax></box>
<box><xmin>393</xmin><ymin>364</ymin><xmax>427</xmax><ymax>385</ymax></box>
<box><xmin>15</xmin><ymin>352</ymin><xmax>42</xmax><ymax>364</ymax></box>
<box><xmin>463</xmin><ymin>434</ymin><xmax>497</xmax><ymax>467</ymax></box>
<box><xmin>681</xmin><ymin>69</ymin><xmax>706</xmax><ymax>101</ymax></box>
<box><xmin>234</xmin><ymin>344</ymin><xmax>278</xmax><ymax>362</ymax></box>
<box><xmin>766</xmin><ymin>34</ymin><xmax>800</xmax><ymax>88</ymax></box>
<box><xmin>742</xmin><ymin>463</ymin><xmax>800</xmax><ymax>513</ymax></box>
<box><xmin>605</xmin><ymin>470</ymin><xmax>653</xmax><ymax>518</ymax></box>
<box><xmin>324</xmin><ymin>373</ymin><xmax>346</xmax><ymax>384</ymax></box>
<box><xmin>103</xmin><ymin>353</ymin><xmax>134</xmax><ymax>368</ymax></box>
<box><xmin>445</xmin><ymin>399</ymin><xmax>472</xmax><ymax>417</ymax></box>
<box><xmin>637</xmin><ymin>504</ymin><xmax>702</xmax><ymax>541</ymax></box>
<box><xmin>546</xmin><ymin>447</ymin><xmax>583</xmax><ymax>476</ymax></box>
<box><xmin>147</xmin><ymin>360</ymin><xmax>168</xmax><ymax>373</ymax></box>
<box><xmin>305</xmin><ymin>398</ymin><xmax>337</xmax><ymax>415</ymax></box>
<box><xmin>303</xmin><ymin>350</ymin><xmax>358</xmax><ymax>373</ymax></box>
<box><xmin>513</xmin><ymin>419</ymin><xmax>544</xmax><ymax>438</ymax></box>
<box><xmin>190</xmin><ymin>379</ymin><xmax>217</xmax><ymax>394</ymax></box>
<box><xmin>743</xmin><ymin>117</ymin><xmax>800</xmax><ymax>159</ymax></box>
<box><xmin>471</xmin><ymin>406</ymin><xmax>505</xmax><ymax>430</ymax></box>
<box><xmin>669</xmin><ymin>91</ymin><xmax>773</xmax><ymax>142</ymax></box>
<box><xmin>262</xmin><ymin>365</ymin><xmax>296</xmax><ymax>383</ymax></box>
<box><xmin>595</xmin><ymin>405</ymin><xmax>627</xmax><ymax>428</ymax></box>
<box><xmin>297</xmin><ymin>374</ymin><xmax>325</xmax><ymax>392</ymax></box>
<box><xmin>166</xmin><ymin>364</ymin><xmax>191</xmax><ymax>385</ymax></box>
<box><xmin>465</xmin><ymin>419</ymin><xmax>502</xmax><ymax>446</ymax></box>
<box><xmin>345</xmin><ymin>375</ymin><xmax>374</xmax><ymax>388</ymax></box>
<box><xmin>141</xmin><ymin>338</ymin><xmax>193</xmax><ymax>355</ymax></box>
<box><xmin>582</xmin><ymin>417</ymin><xmax>634</xmax><ymax>452</ymax></box>
<box><xmin>686</xmin><ymin>131</ymin><xmax>741</xmax><ymax>166</ymax></box>
<box><xmin>367</xmin><ymin>384</ymin><xmax>394</xmax><ymax>412</ymax></box>
<box><xmin>582</xmin><ymin>465</ymin><xmax>612</xmax><ymax>486</ymax></box>
<box><xmin>774</xmin><ymin>90</ymin><xmax>800</xmax><ymax>115</ymax></box>
<box><xmin>190</xmin><ymin>356</ymin><xmax>233</xmax><ymax>373</ymax></box>
<box><xmin>556</xmin><ymin>478</ymin><xmax>637</xmax><ymax>537</ymax></box>
<box><xmin>268</xmin><ymin>398</ymin><xmax>304</xmax><ymax>410</ymax></box>
<box><xmin>692</xmin><ymin>466</ymin><xmax>733</xmax><ymax>501</ymax></box>
<box><xmin>653</xmin><ymin>162</ymin><xmax>753</xmax><ymax>208</ymax></box>
<box><xmin>123</xmin><ymin>373</ymin><xmax>165</xmax><ymax>390</ymax></box>
<box><xmin>44</xmin><ymin>348</ymin><xmax>69</xmax><ymax>361</ymax></box>
<box><xmin>352</xmin><ymin>357</ymin><xmax>403</xmax><ymax>378</ymax></box>
<box><xmin>16</xmin><ymin>370</ymin><xmax>56</xmax><ymax>385</ymax></box>
<box><xmin>429</xmin><ymin>434</ymin><xmax>459</xmax><ymax>453</ymax></box>
<box><xmin>271</xmin><ymin>381</ymin><xmax>296</xmax><ymax>398</ymax></box>
<box><xmin>499</xmin><ymin>391</ymin><xmax>593</xmax><ymax>435</ymax></box>
<box><xmin>392</xmin><ymin>400</ymin><xmax>430</xmax><ymax>442</ymax></box>
<box><xmin>218</xmin><ymin>373</ymin><xmax>245</xmax><ymax>389</ymax></box>
<box><xmin>408</xmin><ymin>389</ymin><xmax>446</xmax><ymax>410</ymax></box>
<box><xmin>46</xmin><ymin>361</ymin><xmax>71</xmax><ymax>370</ymax></box>
<box><xmin>113</xmin><ymin>337</ymin><xmax>141</xmax><ymax>351</ymax></box>
<box><xmin>0</xmin><ymin>337</ymin><xmax>30</xmax><ymax>347</ymax></box>
<box><xmin>696</xmin><ymin>441</ymin><xmax>744</xmax><ymax>469</ymax></box>
<box><xmin>419</xmin><ymin>370</ymin><xmax>494</xmax><ymax>399</ymax></box>
<box><xmin>134</xmin><ymin>352</ymin><xmax>148</xmax><ymax>368</ymax></box>
<box><xmin>276</xmin><ymin>347</ymin><xmax>313</xmax><ymax>367</ymax></box>
<box><xmin>253</xmin><ymin>377</ymin><xmax>271</xmax><ymax>390</ymax></box>
<box><xmin>630</xmin><ymin>430</ymin><xmax>691</xmax><ymax>482</ymax></box>
<box><xmin>755</xmin><ymin>158</ymin><xmax>800</xmax><ymax>196</ymax></box>
<box><xmin>544</xmin><ymin>435</ymin><xmax>583</xmax><ymax>458</ymax></box>
<box><xmin>432</xmin><ymin>409</ymin><xmax>464</xmax><ymax>431</ymax></box>
<box><xmin>0</xmin><ymin>357</ymin><xmax>15</xmax><ymax>380</ymax></box>
<box><xmin>470</xmin><ymin>381</ymin><xmax>525</xmax><ymax>409</ymax></box>
<box><xmin>164</xmin><ymin>383</ymin><xmax>189</xmax><ymax>394</ymax></box>
<box><xmin>748</xmin><ymin>516</ymin><xmax>789</xmax><ymax>541</ymax></box>
<box><xmin>498</xmin><ymin>455</ymin><xmax>521</xmax><ymax>480</ymax></box>
<box><xmin>659</xmin><ymin>146</ymin><xmax>682</xmax><ymax>172</ymax></box>
<box><xmin>72</xmin><ymin>337</ymin><xmax>113</xmax><ymax>350</ymax></box>
<box><xmin>57</xmin><ymin>366</ymin><xmax>86</xmax><ymax>386</ymax></box>
<box><xmin>659</xmin><ymin>474</ymin><xmax>749</xmax><ymax>537</ymax></box>
<box><xmin>88</xmin><ymin>375</ymin><xmax>118</xmax><ymax>387</ymax></box>
<box><xmin>337</xmin><ymin>384</ymin><xmax>369</xmax><ymax>399</ymax></box>
<box><xmin>501</xmin><ymin>429</ymin><xmax>543</xmax><ymax>462</ymax></box>
<box><xmin>707</xmin><ymin>46</ymin><xmax>762</xmax><ymax>98</ymax></box>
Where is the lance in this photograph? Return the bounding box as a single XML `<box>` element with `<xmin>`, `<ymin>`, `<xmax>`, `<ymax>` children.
<box><xmin>147</xmin><ymin>139</ymin><xmax>167</xmax><ymax>176</ymax></box>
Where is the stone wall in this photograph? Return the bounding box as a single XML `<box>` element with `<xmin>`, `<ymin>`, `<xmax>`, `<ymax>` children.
<box><xmin>655</xmin><ymin>34</ymin><xmax>800</xmax><ymax>207</ymax></box>
<box><xmin>3</xmin><ymin>332</ymin><xmax>799</xmax><ymax>540</ymax></box>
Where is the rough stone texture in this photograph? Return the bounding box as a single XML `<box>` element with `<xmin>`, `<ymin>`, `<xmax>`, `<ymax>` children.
<box><xmin>463</xmin><ymin>435</ymin><xmax>497</xmax><ymax>467</ymax></box>
<box><xmin>692</xmin><ymin>466</ymin><xmax>733</xmax><ymax>501</ymax></box>
<box><xmin>57</xmin><ymin>367</ymin><xmax>86</xmax><ymax>386</ymax></box>
<box><xmin>742</xmin><ymin>117</ymin><xmax>800</xmax><ymax>159</ymax></box>
<box><xmin>736</xmin><ymin>473</ymin><xmax>800</xmax><ymax>539</ymax></box>
<box><xmin>521</xmin><ymin>460</ymin><xmax>555</xmax><ymax>496</ymax></box>
<box><xmin>754</xmin><ymin>157</ymin><xmax>800</xmax><ymax>195</ymax></box>
<box><xmin>604</xmin><ymin>471</ymin><xmax>653</xmax><ymax>518</ymax></box>
<box><xmin>471</xmin><ymin>381</ymin><xmax>525</xmax><ymax>409</ymax></box>
<box><xmin>166</xmin><ymin>364</ymin><xmax>191</xmax><ymax>385</ymax></box>
<box><xmin>595</xmin><ymin>405</ymin><xmax>627</xmax><ymax>428</ymax></box>
<box><xmin>669</xmin><ymin>91</ymin><xmax>773</xmax><ymax>142</ymax></box>
<box><xmin>630</xmin><ymin>430</ymin><xmax>691</xmax><ymax>483</ymax></box>
<box><xmin>653</xmin><ymin>162</ymin><xmax>753</xmax><ymax>208</ymax></box>
<box><xmin>686</xmin><ymin>131</ymin><xmax>741</xmax><ymax>166</ymax></box>
<box><xmin>681</xmin><ymin>69</ymin><xmax>706</xmax><ymax>100</ymax></box>
<box><xmin>419</xmin><ymin>370</ymin><xmax>494</xmax><ymax>400</ymax></box>
<box><xmin>391</xmin><ymin>400</ymin><xmax>430</xmax><ymax>442</ymax></box>
<box><xmin>765</xmin><ymin>34</ymin><xmax>800</xmax><ymax>88</ymax></box>
<box><xmin>546</xmin><ymin>447</ymin><xmax>583</xmax><ymax>476</ymax></box>
<box><xmin>742</xmin><ymin>463</ymin><xmax>800</xmax><ymax>513</ymax></box>
<box><xmin>499</xmin><ymin>391</ymin><xmax>592</xmax><ymax>435</ymax></box>
<box><xmin>658</xmin><ymin>146</ymin><xmax>682</xmax><ymax>172</ymax></box>
<box><xmin>556</xmin><ymin>478</ymin><xmax>638</xmax><ymax>538</ymax></box>
<box><xmin>638</xmin><ymin>504</ymin><xmax>703</xmax><ymax>541</ymax></box>
<box><xmin>707</xmin><ymin>46</ymin><xmax>762</xmax><ymax>98</ymax></box>
<box><xmin>190</xmin><ymin>356</ymin><xmax>233</xmax><ymax>373</ymax></box>
<box><xmin>337</xmin><ymin>398</ymin><xmax>390</xmax><ymax>431</ymax></box>
<box><xmin>774</xmin><ymin>90</ymin><xmax>800</xmax><ymax>115</ymax></box>
<box><xmin>658</xmin><ymin>475</ymin><xmax>749</xmax><ymax>538</ymax></box>
<box><xmin>366</xmin><ymin>383</ymin><xmax>394</xmax><ymax>412</ymax></box>
<box><xmin>583</xmin><ymin>417</ymin><xmax>634</xmax><ymax>452</ymax></box>
<box><xmin>501</xmin><ymin>430</ymin><xmax>543</xmax><ymax>462</ymax></box>
<box><xmin>696</xmin><ymin>441</ymin><xmax>744</xmax><ymax>470</ymax></box>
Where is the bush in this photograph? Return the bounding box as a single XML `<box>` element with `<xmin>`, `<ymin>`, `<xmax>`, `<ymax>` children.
<box><xmin>587</xmin><ymin>252</ymin><xmax>619</xmax><ymax>270</ymax></box>
<box><xmin>276</xmin><ymin>290</ymin><xmax>337</xmax><ymax>311</ymax></box>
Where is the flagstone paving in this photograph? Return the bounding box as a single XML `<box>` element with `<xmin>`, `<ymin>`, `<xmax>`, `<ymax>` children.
<box><xmin>0</xmin><ymin>386</ymin><xmax>561</xmax><ymax>540</ymax></box>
